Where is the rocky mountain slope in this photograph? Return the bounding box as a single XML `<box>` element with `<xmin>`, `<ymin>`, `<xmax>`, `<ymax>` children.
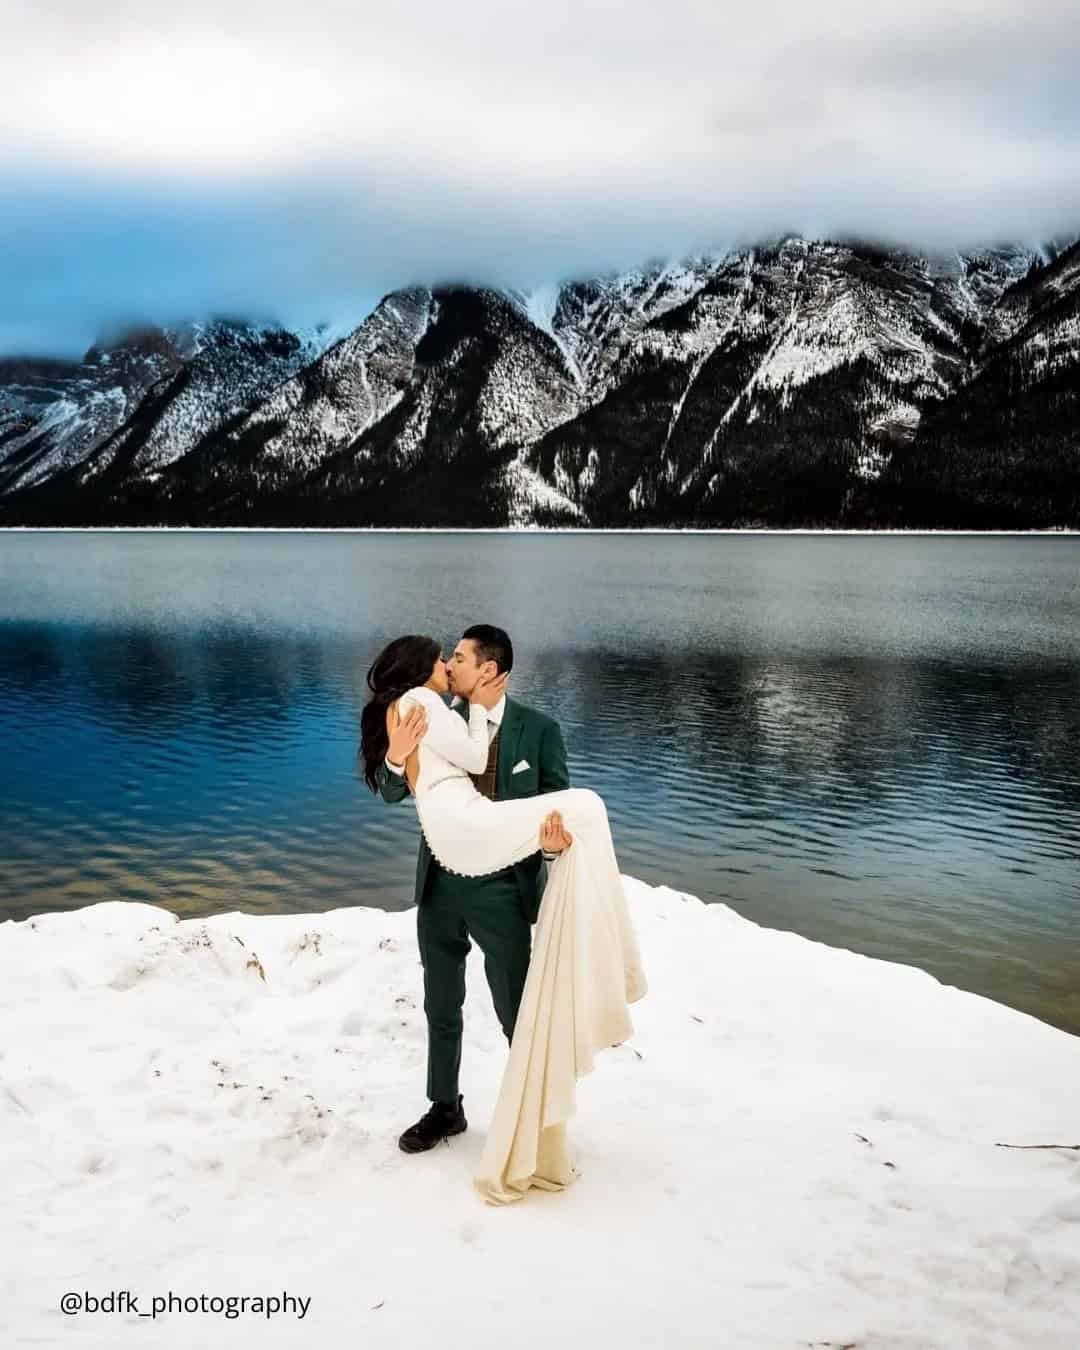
<box><xmin>2</xmin><ymin>232</ymin><xmax>1077</xmax><ymax>528</ymax></box>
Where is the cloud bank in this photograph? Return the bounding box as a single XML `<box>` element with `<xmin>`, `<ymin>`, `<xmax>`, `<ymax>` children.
<box><xmin>3</xmin><ymin>0</ymin><xmax>1078</xmax><ymax>355</ymax></box>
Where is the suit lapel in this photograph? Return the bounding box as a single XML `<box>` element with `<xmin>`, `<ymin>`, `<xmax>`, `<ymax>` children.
<box><xmin>454</xmin><ymin>695</ymin><xmax>527</xmax><ymax>796</ymax></box>
<box><xmin>496</xmin><ymin>698</ymin><xmax>526</xmax><ymax>796</ymax></box>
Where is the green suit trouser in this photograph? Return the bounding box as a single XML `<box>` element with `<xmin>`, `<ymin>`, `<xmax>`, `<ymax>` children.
<box><xmin>417</xmin><ymin>858</ymin><xmax>532</xmax><ymax>1104</ymax></box>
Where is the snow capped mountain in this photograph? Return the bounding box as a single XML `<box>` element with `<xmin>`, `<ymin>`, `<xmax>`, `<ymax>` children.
<box><xmin>211</xmin><ymin>288</ymin><xmax>437</xmax><ymax>483</ymax></box>
<box><xmin>1</xmin><ymin>231</ymin><xmax>1078</xmax><ymax>528</ymax></box>
<box><xmin>0</xmin><ymin>329</ymin><xmax>182</xmax><ymax>496</ymax></box>
<box><xmin>0</xmin><ymin>317</ymin><xmax>342</xmax><ymax>499</ymax></box>
<box><xmin>507</xmin><ymin>251</ymin><xmax>737</xmax><ymax>401</ymax></box>
<box><xmin>521</xmin><ymin>235</ymin><xmax>1077</xmax><ymax>526</ymax></box>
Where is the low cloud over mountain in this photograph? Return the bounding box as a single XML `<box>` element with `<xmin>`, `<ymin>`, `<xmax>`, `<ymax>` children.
<box><xmin>3</xmin><ymin>231</ymin><xmax>1078</xmax><ymax>529</ymax></box>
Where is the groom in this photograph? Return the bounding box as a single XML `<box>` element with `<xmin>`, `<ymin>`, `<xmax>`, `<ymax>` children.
<box><xmin>375</xmin><ymin>624</ymin><xmax>572</xmax><ymax>1154</ymax></box>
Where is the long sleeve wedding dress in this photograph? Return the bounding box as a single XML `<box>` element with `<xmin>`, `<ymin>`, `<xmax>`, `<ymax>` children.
<box><xmin>395</xmin><ymin>685</ymin><xmax>647</xmax><ymax>1204</ymax></box>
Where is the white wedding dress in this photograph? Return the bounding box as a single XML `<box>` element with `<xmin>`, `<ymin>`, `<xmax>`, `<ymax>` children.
<box><xmin>396</xmin><ymin>684</ymin><xmax>648</xmax><ymax>1204</ymax></box>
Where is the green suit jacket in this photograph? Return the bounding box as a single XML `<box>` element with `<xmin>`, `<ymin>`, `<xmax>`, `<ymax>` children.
<box><xmin>373</xmin><ymin>694</ymin><xmax>570</xmax><ymax>925</ymax></box>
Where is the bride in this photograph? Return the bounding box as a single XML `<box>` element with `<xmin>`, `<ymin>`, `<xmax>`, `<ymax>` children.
<box><xmin>359</xmin><ymin>634</ymin><xmax>647</xmax><ymax>1205</ymax></box>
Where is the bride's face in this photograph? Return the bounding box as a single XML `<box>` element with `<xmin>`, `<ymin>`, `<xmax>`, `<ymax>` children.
<box><xmin>427</xmin><ymin>652</ymin><xmax>450</xmax><ymax>695</ymax></box>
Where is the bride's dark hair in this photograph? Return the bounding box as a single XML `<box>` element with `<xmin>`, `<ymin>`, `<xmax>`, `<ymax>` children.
<box><xmin>358</xmin><ymin>634</ymin><xmax>442</xmax><ymax>793</ymax></box>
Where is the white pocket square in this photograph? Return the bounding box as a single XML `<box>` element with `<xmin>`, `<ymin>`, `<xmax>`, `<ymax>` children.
<box><xmin>512</xmin><ymin>759</ymin><xmax>531</xmax><ymax>774</ymax></box>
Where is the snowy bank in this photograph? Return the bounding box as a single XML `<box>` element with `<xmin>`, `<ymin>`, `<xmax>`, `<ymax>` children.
<box><xmin>3</xmin><ymin>877</ymin><xmax>1079</xmax><ymax>1349</ymax></box>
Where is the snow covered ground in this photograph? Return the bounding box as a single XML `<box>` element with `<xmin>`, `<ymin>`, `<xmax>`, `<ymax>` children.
<box><xmin>3</xmin><ymin>877</ymin><xmax>1078</xmax><ymax>1349</ymax></box>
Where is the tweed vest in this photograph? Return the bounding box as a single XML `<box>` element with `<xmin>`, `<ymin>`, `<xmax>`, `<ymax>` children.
<box><xmin>469</xmin><ymin>726</ymin><xmax>500</xmax><ymax>800</ymax></box>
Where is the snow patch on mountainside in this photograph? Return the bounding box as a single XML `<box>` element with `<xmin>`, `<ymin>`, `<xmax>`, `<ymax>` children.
<box><xmin>476</xmin><ymin>333</ymin><xmax>581</xmax><ymax>450</ymax></box>
<box><xmin>501</xmin><ymin>454</ymin><xmax>588</xmax><ymax>524</ymax></box>
<box><xmin>509</xmin><ymin>286</ymin><xmax>586</xmax><ymax>392</ymax></box>
<box><xmin>4</xmin><ymin>394</ymin><xmax>118</xmax><ymax>490</ymax></box>
<box><xmin>242</xmin><ymin>290</ymin><xmax>433</xmax><ymax>474</ymax></box>
<box><xmin>1020</xmin><ymin>310</ymin><xmax>1080</xmax><ymax>381</ymax></box>
<box><xmin>392</xmin><ymin>381</ymin><xmax>436</xmax><ymax>470</ymax></box>
<box><xmin>537</xmin><ymin>250</ymin><xmax>737</xmax><ymax>399</ymax></box>
<box><xmin>927</xmin><ymin>246</ymin><xmax>1040</xmax><ymax>351</ymax></box>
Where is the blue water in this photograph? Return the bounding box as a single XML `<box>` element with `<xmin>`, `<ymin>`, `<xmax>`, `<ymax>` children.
<box><xmin>1</xmin><ymin>531</ymin><xmax>1078</xmax><ymax>1034</ymax></box>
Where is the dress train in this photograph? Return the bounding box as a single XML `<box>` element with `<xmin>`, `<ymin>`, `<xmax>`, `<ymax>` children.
<box><xmin>470</xmin><ymin>789</ymin><xmax>647</xmax><ymax>1205</ymax></box>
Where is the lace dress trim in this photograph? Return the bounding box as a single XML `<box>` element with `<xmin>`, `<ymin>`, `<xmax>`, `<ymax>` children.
<box><xmin>414</xmin><ymin>790</ymin><xmax>566</xmax><ymax>881</ymax></box>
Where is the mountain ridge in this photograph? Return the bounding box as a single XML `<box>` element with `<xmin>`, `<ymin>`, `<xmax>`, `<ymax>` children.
<box><xmin>2</xmin><ymin>231</ymin><xmax>1078</xmax><ymax>528</ymax></box>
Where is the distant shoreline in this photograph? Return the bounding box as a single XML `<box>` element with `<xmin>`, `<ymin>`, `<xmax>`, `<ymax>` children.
<box><xmin>1</xmin><ymin>526</ymin><xmax>1077</xmax><ymax>537</ymax></box>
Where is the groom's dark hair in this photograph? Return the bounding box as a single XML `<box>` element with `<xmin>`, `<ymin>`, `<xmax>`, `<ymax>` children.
<box><xmin>462</xmin><ymin>624</ymin><xmax>513</xmax><ymax>674</ymax></box>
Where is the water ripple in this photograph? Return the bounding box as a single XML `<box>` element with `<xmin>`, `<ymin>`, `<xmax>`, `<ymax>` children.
<box><xmin>2</xmin><ymin>534</ymin><xmax>1080</xmax><ymax>1034</ymax></box>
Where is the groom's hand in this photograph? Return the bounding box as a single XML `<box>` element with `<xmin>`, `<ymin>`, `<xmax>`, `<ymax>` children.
<box><xmin>539</xmin><ymin>810</ymin><xmax>572</xmax><ymax>854</ymax></box>
<box><xmin>387</xmin><ymin>704</ymin><xmax>427</xmax><ymax>769</ymax></box>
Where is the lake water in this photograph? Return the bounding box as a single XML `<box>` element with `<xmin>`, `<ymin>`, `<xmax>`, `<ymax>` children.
<box><xmin>1</xmin><ymin>531</ymin><xmax>1078</xmax><ymax>1036</ymax></box>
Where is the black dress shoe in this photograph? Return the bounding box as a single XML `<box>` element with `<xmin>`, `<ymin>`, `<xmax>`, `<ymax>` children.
<box><xmin>398</xmin><ymin>1094</ymin><xmax>467</xmax><ymax>1153</ymax></box>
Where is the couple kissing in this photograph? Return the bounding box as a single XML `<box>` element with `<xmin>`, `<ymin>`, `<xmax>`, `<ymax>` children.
<box><xmin>359</xmin><ymin>623</ymin><xmax>647</xmax><ymax>1205</ymax></box>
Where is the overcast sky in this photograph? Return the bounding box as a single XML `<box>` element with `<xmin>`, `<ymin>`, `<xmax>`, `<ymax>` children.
<box><xmin>2</xmin><ymin>0</ymin><xmax>1078</xmax><ymax>356</ymax></box>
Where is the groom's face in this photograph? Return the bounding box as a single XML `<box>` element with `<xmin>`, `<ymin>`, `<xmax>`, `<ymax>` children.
<box><xmin>447</xmin><ymin>638</ymin><xmax>494</xmax><ymax>698</ymax></box>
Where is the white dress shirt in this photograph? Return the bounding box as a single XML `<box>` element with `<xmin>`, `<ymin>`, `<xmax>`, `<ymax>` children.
<box><xmin>457</xmin><ymin>691</ymin><xmax>507</xmax><ymax>738</ymax></box>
